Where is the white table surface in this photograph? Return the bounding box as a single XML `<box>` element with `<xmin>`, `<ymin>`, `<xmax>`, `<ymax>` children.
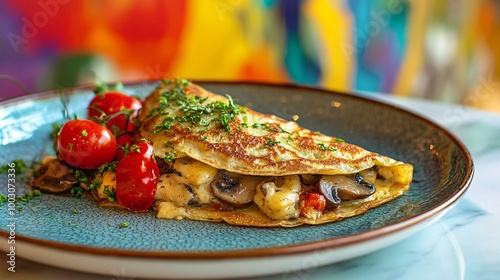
<box><xmin>1</xmin><ymin>94</ymin><xmax>499</xmax><ymax>280</ymax></box>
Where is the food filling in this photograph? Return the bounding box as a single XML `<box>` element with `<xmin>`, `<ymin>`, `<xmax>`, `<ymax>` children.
<box><xmin>35</xmin><ymin>155</ymin><xmax>403</xmax><ymax>222</ymax></box>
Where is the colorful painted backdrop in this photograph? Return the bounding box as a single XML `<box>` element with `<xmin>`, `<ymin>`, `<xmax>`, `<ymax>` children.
<box><xmin>1</xmin><ymin>0</ymin><xmax>499</xmax><ymax>111</ymax></box>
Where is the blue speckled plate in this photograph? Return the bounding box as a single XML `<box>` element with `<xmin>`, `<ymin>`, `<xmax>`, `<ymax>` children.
<box><xmin>0</xmin><ymin>81</ymin><xmax>473</xmax><ymax>279</ymax></box>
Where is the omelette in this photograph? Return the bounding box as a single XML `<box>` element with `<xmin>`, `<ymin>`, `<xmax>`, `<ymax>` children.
<box><xmin>136</xmin><ymin>79</ymin><xmax>413</xmax><ymax>227</ymax></box>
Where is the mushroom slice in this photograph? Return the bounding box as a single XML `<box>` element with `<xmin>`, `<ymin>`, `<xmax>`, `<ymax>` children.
<box><xmin>318</xmin><ymin>175</ymin><xmax>375</xmax><ymax>201</ymax></box>
<box><xmin>33</xmin><ymin>157</ymin><xmax>78</xmax><ymax>194</ymax></box>
<box><xmin>317</xmin><ymin>178</ymin><xmax>341</xmax><ymax>210</ymax></box>
<box><xmin>211</xmin><ymin>171</ymin><xmax>264</xmax><ymax>208</ymax></box>
<box><xmin>357</xmin><ymin>168</ymin><xmax>377</xmax><ymax>185</ymax></box>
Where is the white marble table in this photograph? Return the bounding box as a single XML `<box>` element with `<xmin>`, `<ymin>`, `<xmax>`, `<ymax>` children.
<box><xmin>1</xmin><ymin>94</ymin><xmax>499</xmax><ymax>280</ymax></box>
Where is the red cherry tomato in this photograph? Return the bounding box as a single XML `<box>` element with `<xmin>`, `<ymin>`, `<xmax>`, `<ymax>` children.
<box><xmin>115</xmin><ymin>142</ymin><xmax>159</xmax><ymax>212</ymax></box>
<box><xmin>300</xmin><ymin>193</ymin><xmax>326</xmax><ymax>216</ymax></box>
<box><xmin>57</xmin><ymin>119</ymin><xmax>117</xmax><ymax>169</ymax></box>
<box><xmin>114</xmin><ymin>133</ymin><xmax>135</xmax><ymax>161</ymax></box>
<box><xmin>87</xmin><ymin>91</ymin><xmax>142</xmax><ymax>134</ymax></box>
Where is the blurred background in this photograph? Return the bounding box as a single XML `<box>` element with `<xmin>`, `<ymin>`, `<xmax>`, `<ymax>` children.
<box><xmin>1</xmin><ymin>0</ymin><xmax>499</xmax><ymax>112</ymax></box>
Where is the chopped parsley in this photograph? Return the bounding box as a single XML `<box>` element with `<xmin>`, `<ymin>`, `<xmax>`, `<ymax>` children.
<box><xmin>164</xmin><ymin>152</ymin><xmax>175</xmax><ymax>162</ymax></box>
<box><xmin>0</xmin><ymin>190</ymin><xmax>42</xmax><ymax>207</ymax></box>
<box><xmin>75</xmin><ymin>170</ymin><xmax>89</xmax><ymax>183</ymax></box>
<box><xmin>260</xmin><ymin>138</ymin><xmax>281</xmax><ymax>149</ymax></box>
<box><xmin>119</xmin><ymin>222</ymin><xmax>129</xmax><ymax>228</ymax></box>
<box><xmin>103</xmin><ymin>186</ymin><xmax>116</xmax><ymax>202</ymax></box>
<box><xmin>89</xmin><ymin>178</ymin><xmax>100</xmax><ymax>190</ymax></box>
<box><xmin>267</xmin><ymin>138</ymin><xmax>280</xmax><ymax>146</ymax></box>
<box><xmin>251</xmin><ymin>122</ymin><xmax>292</xmax><ymax>135</ymax></box>
<box><xmin>317</xmin><ymin>142</ymin><xmax>336</xmax><ymax>152</ymax></box>
<box><xmin>69</xmin><ymin>176</ymin><xmax>86</xmax><ymax>196</ymax></box>
<box><xmin>149</xmin><ymin>79</ymin><xmax>245</xmax><ymax>134</ymax></box>
<box><xmin>70</xmin><ymin>186</ymin><xmax>83</xmax><ymax>199</ymax></box>
<box><xmin>0</xmin><ymin>159</ymin><xmax>28</xmax><ymax>174</ymax></box>
<box><xmin>81</xmin><ymin>129</ymin><xmax>88</xmax><ymax>137</ymax></box>
<box><xmin>97</xmin><ymin>161</ymin><xmax>119</xmax><ymax>175</ymax></box>
<box><xmin>0</xmin><ymin>194</ymin><xmax>8</xmax><ymax>206</ymax></box>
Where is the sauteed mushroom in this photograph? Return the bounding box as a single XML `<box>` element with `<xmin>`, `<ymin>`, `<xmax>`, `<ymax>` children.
<box><xmin>33</xmin><ymin>157</ymin><xmax>78</xmax><ymax>194</ymax></box>
<box><xmin>210</xmin><ymin>170</ymin><xmax>263</xmax><ymax>207</ymax></box>
<box><xmin>319</xmin><ymin>175</ymin><xmax>375</xmax><ymax>200</ymax></box>
<box><xmin>318</xmin><ymin>172</ymin><xmax>376</xmax><ymax>209</ymax></box>
<box><xmin>317</xmin><ymin>178</ymin><xmax>341</xmax><ymax>210</ymax></box>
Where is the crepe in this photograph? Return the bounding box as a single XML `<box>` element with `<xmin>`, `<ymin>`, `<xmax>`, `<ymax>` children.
<box><xmin>137</xmin><ymin>78</ymin><xmax>413</xmax><ymax>227</ymax></box>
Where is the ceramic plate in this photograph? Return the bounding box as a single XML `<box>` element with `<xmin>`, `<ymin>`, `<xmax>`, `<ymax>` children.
<box><xmin>0</xmin><ymin>81</ymin><xmax>473</xmax><ymax>279</ymax></box>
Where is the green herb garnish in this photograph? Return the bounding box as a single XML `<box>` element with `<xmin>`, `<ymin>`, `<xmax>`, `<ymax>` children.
<box><xmin>149</xmin><ymin>79</ymin><xmax>245</xmax><ymax>134</ymax></box>
<box><xmin>70</xmin><ymin>186</ymin><xmax>83</xmax><ymax>199</ymax></box>
<box><xmin>103</xmin><ymin>186</ymin><xmax>116</xmax><ymax>202</ymax></box>
<box><xmin>252</xmin><ymin>122</ymin><xmax>292</xmax><ymax>135</ymax></box>
<box><xmin>260</xmin><ymin>138</ymin><xmax>281</xmax><ymax>149</ymax></box>
<box><xmin>317</xmin><ymin>142</ymin><xmax>336</xmax><ymax>152</ymax></box>
<box><xmin>164</xmin><ymin>152</ymin><xmax>175</xmax><ymax>162</ymax></box>
<box><xmin>0</xmin><ymin>159</ymin><xmax>28</xmax><ymax>174</ymax></box>
<box><xmin>0</xmin><ymin>190</ymin><xmax>42</xmax><ymax>208</ymax></box>
<box><xmin>97</xmin><ymin>161</ymin><xmax>119</xmax><ymax>175</ymax></box>
<box><xmin>89</xmin><ymin>178</ymin><xmax>100</xmax><ymax>190</ymax></box>
<box><xmin>0</xmin><ymin>194</ymin><xmax>8</xmax><ymax>206</ymax></box>
<box><xmin>75</xmin><ymin>170</ymin><xmax>89</xmax><ymax>183</ymax></box>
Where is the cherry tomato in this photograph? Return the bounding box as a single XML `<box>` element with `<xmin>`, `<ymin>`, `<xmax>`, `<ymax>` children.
<box><xmin>114</xmin><ymin>133</ymin><xmax>135</xmax><ymax>161</ymax></box>
<box><xmin>300</xmin><ymin>193</ymin><xmax>326</xmax><ymax>217</ymax></box>
<box><xmin>57</xmin><ymin>119</ymin><xmax>117</xmax><ymax>169</ymax></box>
<box><xmin>115</xmin><ymin>142</ymin><xmax>159</xmax><ymax>212</ymax></box>
<box><xmin>87</xmin><ymin>91</ymin><xmax>142</xmax><ymax>134</ymax></box>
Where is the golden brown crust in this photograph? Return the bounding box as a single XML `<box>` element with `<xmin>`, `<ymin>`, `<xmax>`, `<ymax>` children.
<box><xmin>138</xmin><ymin>80</ymin><xmax>405</xmax><ymax>176</ymax></box>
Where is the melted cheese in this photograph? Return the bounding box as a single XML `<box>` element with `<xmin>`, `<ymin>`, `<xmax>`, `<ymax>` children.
<box><xmin>155</xmin><ymin>157</ymin><xmax>218</xmax><ymax>211</ymax></box>
<box><xmin>253</xmin><ymin>175</ymin><xmax>301</xmax><ymax>220</ymax></box>
<box><xmin>157</xmin><ymin>201</ymin><xmax>188</xmax><ymax>220</ymax></box>
<box><xmin>155</xmin><ymin>173</ymin><xmax>195</xmax><ymax>206</ymax></box>
<box><xmin>173</xmin><ymin>157</ymin><xmax>217</xmax><ymax>204</ymax></box>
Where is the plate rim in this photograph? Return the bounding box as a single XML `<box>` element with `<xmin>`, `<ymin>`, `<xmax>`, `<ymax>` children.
<box><xmin>0</xmin><ymin>80</ymin><xmax>474</xmax><ymax>260</ymax></box>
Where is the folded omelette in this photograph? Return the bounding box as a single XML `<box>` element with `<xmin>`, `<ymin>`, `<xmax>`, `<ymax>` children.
<box><xmin>137</xmin><ymin>79</ymin><xmax>413</xmax><ymax>227</ymax></box>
